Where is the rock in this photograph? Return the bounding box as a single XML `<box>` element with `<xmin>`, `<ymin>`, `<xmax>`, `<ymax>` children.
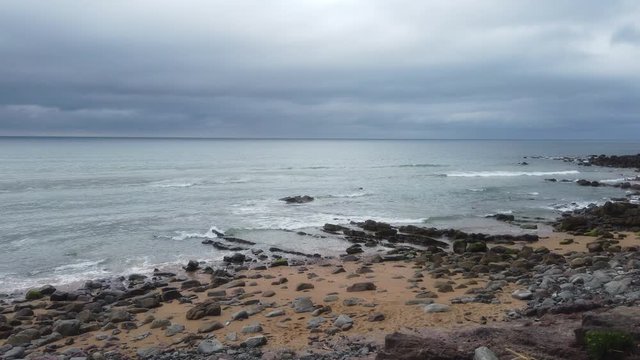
<box><xmin>241</xmin><ymin>323</ymin><xmax>263</xmax><ymax>334</ymax></box>
<box><xmin>493</xmin><ymin>214</ymin><xmax>515</xmax><ymax>222</ymax></box>
<box><xmin>223</xmin><ymin>253</ymin><xmax>246</xmax><ymax>263</ymax></box>
<box><xmin>293</xmin><ymin>297</ymin><xmax>315</xmax><ymax>313</ymax></box>
<box><xmin>435</xmin><ymin>283</ymin><xmax>454</xmax><ymax>293</ymax></box>
<box><xmin>466</xmin><ymin>242</ymin><xmax>487</xmax><ymax>253</ymax></box>
<box><xmin>161</xmin><ymin>289</ymin><xmax>182</xmax><ymax>302</ymax></box>
<box><xmin>25</xmin><ymin>289</ymin><xmax>43</xmax><ymax>300</ymax></box>
<box><xmin>307</xmin><ymin>316</ymin><xmax>326</xmax><ymax>329</ymax></box>
<box><xmin>347</xmin><ymin>282</ymin><xmax>376</xmax><ymax>292</ymax></box>
<box><xmin>242</xmin><ymin>335</ymin><xmax>267</xmax><ymax>348</ymax></box>
<box><xmin>3</xmin><ymin>346</ymin><xmax>26</xmax><ymax>359</ymax></box>
<box><xmin>587</xmin><ymin>242</ymin><xmax>604</xmax><ymax>253</ymax></box>
<box><xmin>262</xmin><ymin>290</ymin><xmax>276</xmax><ymax>297</ymax></box>
<box><xmin>134</xmin><ymin>294</ymin><xmax>160</xmax><ymax>309</ymax></box>
<box><xmin>324</xmin><ymin>294</ymin><xmax>339</xmax><ymax>302</ymax></box>
<box><xmin>604</xmin><ymin>278</ymin><xmax>632</xmax><ymax>296</ymax></box>
<box><xmin>197</xmin><ymin>339</ymin><xmax>225</xmax><ymax>354</ymax></box>
<box><xmin>231</xmin><ymin>310</ymin><xmax>249</xmax><ymax>321</ymax></box>
<box><xmin>50</xmin><ymin>290</ymin><xmax>69</xmax><ymax>301</ymax></box>
<box><xmin>137</xmin><ymin>347</ymin><xmax>161</xmax><ymax>359</ymax></box>
<box><xmin>346</xmin><ymin>244</ymin><xmax>364</xmax><ymax>254</ymax></box>
<box><xmin>150</xmin><ymin>319</ymin><xmax>171</xmax><ymax>329</ymax></box>
<box><xmin>198</xmin><ymin>321</ymin><xmax>224</xmax><ymax>333</ymax></box>
<box><xmin>368</xmin><ymin>312</ymin><xmax>385</xmax><ymax>322</ymax></box>
<box><xmin>53</xmin><ymin>319</ymin><xmax>81</xmax><ymax>337</ymax></box>
<box><xmin>271</xmin><ymin>258</ymin><xmax>289</xmax><ymax>267</ymax></box>
<box><xmin>474</xmin><ymin>346</ymin><xmax>499</xmax><ymax>360</ymax></box>
<box><xmin>110</xmin><ymin>310</ymin><xmax>131</xmax><ymax>323</ymax></box>
<box><xmin>280</xmin><ymin>195</ymin><xmax>314</xmax><ymax>204</ymax></box>
<box><xmin>164</xmin><ymin>324</ymin><xmax>185</xmax><ymax>337</ymax></box>
<box><xmin>511</xmin><ymin>289</ymin><xmax>533</xmax><ymax>300</ymax></box>
<box><xmin>184</xmin><ymin>260</ymin><xmax>199</xmax><ymax>272</ymax></box>
<box><xmin>424</xmin><ymin>303</ymin><xmax>450</xmax><ymax>313</ymax></box>
<box><xmin>575</xmin><ymin>306</ymin><xmax>640</xmax><ymax>345</ymax></box>
<box><xmin>452</xmin><ymin>240</ymin><xmax>466</xmax><ymax>254</ymax></box>
<box><xmin>266</xmin><ymin>309</ymin><xmax>285</xmax><ymax>318</ymax></box>
<box><xmin>333</xmin><ymin>314</ymin><xmax>353</xmax><ymax>329</ymax></box>
<box><xmin>295</xmin><ymin>283</ymin><xmax>315</xmax><ymax>291</ymax></box>
<box><xmin>187</xmin><ymin>301</ymin><xmax>222</xmax><ymax>320</ymax></box>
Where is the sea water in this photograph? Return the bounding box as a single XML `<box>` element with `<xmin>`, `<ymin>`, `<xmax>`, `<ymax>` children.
<box><xmin>1</xmin><ymin>138</ymin><xmax>638</xmax><ymax>293</ymax></box>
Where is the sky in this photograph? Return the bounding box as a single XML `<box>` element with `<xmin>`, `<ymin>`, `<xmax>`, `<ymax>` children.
<box><xmin>1</xmin><ymin>0</ymin><xmax>639</xmax><ymax>139</ymax></box>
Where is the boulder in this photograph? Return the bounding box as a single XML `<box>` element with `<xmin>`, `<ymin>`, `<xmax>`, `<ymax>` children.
<box><xmin>186</xmin><ymin>301</ymin><xmax>221</xmax><ymax>320</ymax></box>
<box><xmin>474</xmin><ymin>346</ymin><xmax>499</xmax><ymax>360</ymax></box>
<box><xmin>280</xmin><ymin>195</ymin><xmax>314</xmax><ymax>204</ymax></box>
<box><xmin>243</xmin><ymin>335</ymin><xmax>267</xmax><ymax>348</ymax></box>
<box><xmin>347</xmin><ymin>282</ymin><xmax>376</xmax><ymax>292</ymax></box>
<box><xmin>197</xmin><ymin>339</ymin><xmax>225</xmax><ymax>354</ymax></box>
<box><xmin>293</xmin><ymin>297</ymin><xmax>315</xmax><ymax>313</ymax></box>
<box><xmin>184</xmin><ymin>260</ymin><xmax>199</xmax><ymax>272</ymax></box>
<box><xmin>53</xmin><ymin>319</ymin><xmax>81</xmax><ymax>337</ymax></box>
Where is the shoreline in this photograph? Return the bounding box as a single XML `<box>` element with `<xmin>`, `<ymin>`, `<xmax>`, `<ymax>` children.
<box><xmin>2</xmin><ymin>202</ymin><xmax>640</xmax><ymax>359</ymax></box>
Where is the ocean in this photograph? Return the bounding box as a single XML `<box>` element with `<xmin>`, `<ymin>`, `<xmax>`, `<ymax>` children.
<box><xmin>1</xmin><ymin>138</ymin><xmax>639</xmax><ymax>294</ymax></box>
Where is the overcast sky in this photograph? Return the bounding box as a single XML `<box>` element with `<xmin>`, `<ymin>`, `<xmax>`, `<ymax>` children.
<box><xmin>1</xmin><ymin>1</ymin><xmax>639</xmax><ymax>139</ymax></box>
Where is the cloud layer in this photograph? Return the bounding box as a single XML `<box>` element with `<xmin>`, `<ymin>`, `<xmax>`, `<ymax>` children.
<box><xmin>1</xmin><ymin>0</ymin><xmax>639</xmax><ymax>138</ymax></box>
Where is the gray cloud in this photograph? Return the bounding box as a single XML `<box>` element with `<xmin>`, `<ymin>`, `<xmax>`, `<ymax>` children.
<box><xmin>0</xmin><ymin>0</ymin><xmax>639</xmax><ymax>138</ymax></box>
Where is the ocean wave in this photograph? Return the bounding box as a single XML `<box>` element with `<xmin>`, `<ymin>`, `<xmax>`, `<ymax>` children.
<box><xmin>171</xmin><ymin>226</ymin><xmax>225</xmax><ymax>241</ymax></box>
<box><xmin>467</xmin><ymin>188</ymin><xmax>486</xmax><ymax>192</ymax></box>
<box><xmin>150</xmin><ymin>181</ymin><xmax>198</xmax><ymax>188</ymax></box>
<box><xmin>231</xmin><ymin>214</ymin><xmax>428</xmax><ymax>232</ymax></box>
<box><xmin>396</xmin><ymin>163</ymin><xmax>445</xmax><ymax>168</ymax></box>
<box><xmin>546</xmin><ymin>201</ymin><xmax>599</xmax><ymax>213</ymax></box>
<box><xmin>320</xmin><ymin>192</ymin><xmax>372</xmax><ymax>199</ymax></box>
<box><xmin>445</xmin><ymin>170</ymin><xmax>580</xmax><ymax>178</ymax></box>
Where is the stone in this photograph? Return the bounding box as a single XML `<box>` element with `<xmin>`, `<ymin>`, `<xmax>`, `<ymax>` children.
<box><xmin>3</xmin><ymin>346</ymin><xmax>26</xmax><ymax>359</ymax></box>
<box><xmin>137</xmin><ymin>347</ymin><xmax>161</xmax><ymax>358</ymax></box>
<box><xmin>53</xmin><ymin>319</ymin><xmax>81</xmax><ymax>337</ymax></box>
<box><xmin>241</xmin><ymin>323</ymin><xmax>263</xmax><ymax>334</ymax></box>
<box><xmin>186</xmin><ymin>301</ymin><xmax>221</xmax><ymax>320</ymax></box>
<box><xmin>231</xmin><ymin>310</ymin><xmax>249</xmax><ymax>320</ymax></box>
<box><xmin>296</xmin><ymin>283</ymin><xmax>315</xmax><ymax>291</ymax></box>
<box><xmin>161</xmin><ymin>289</ymin><xmax>182</xmax><ymax>302</ymax></box>
<box><xmin>134</xmin><ymin>294</ymin><xmax>160</xmax><ymax>309</ymax></box>
<box><xmin>150</xmin><ymin>319</ymin><xmax>171</xmax><ymax>329</ymax></box>
<box><xmin>293</xmin><ymin>297</ymin><xmax>315</xmax><ymax>313</ymax></box>
<box><xmin>197</xmin><ymin>339</ymin><xmax>225</xmax><ymax>354</ymax></box>
<box><xmin>109</xmin><ymin>310</ymin><xmax>131</xmax><ymax>323</ymax></box>
<box><xmin>424</xmin><ymin>303</ymin><xmax>450</xmax><ymax>313</ymax></box>
<box><xmin>262</xmin><ymin>290</ymin><xmax>276</xmax><ymax>297</ymax></box>
<box><xmin>347</xmin><ymin>282</ymin><xmax>376</xmax><ymax>292</ymax></box>
<box><xmin>334</xmin><ymin>314</ymin><xmax>354</xmax><ymax>329</ymax></box>
<box><xmin>224</xmin><ymin>253</ymin><xmax>246</xmax><ymax>263</ymax></box>
<box><xmin>604</xmin><ymin>278</ymin><xmax>632</xmax><ymax>296</ymax></box>
<box><xmin>164</xmin><ymin>324</ymin><xmax>185</xmax><ymax>337</ymax></box>
<box><xmin>280</xmin><ymin>195</ymin><xmax>314</xmax><ymax>204</ymax></box>
<box><xmin>511</xmin><ymin>289</ymin><xmax>533</xmax><ymax>300</ymax></box>
<box><xmin>25</xmin><ymin>288</ymin><xmax>44</xmax><ymax>300</ymax></box>
<box><xmin>243</xmin><ymin>335</ymin><xmax>267</xmax><ymax>348</ymax></box>
<box><xmin>307</xmin><ymin>317</ymin><xmax>326</xmax><ymax>329</ymax></box>
<box><xmin>266</xmin><ymin>309</ymin><xmax>285</xmax><ymax>318</ymax></box>
<box><xmin>184</xmin><ymin>260</ymin><xmax>199</xmax><ymax>272</ymax></box>
<box><xmin>474</xmin><ymin>346</ymin><xmax>499</xmax><ymax>360</ymax></box>
<box><xmin>324</xmin><ymin>294</ymin><xmax>339</xmax><ymax>302</ymax></box>
<box><xmin>198</xmin><ymin>321</ymin><xmax>224</xmax><ymax>333</ymax></box>
<box><xmin>368</xmin><ymin>312</ymin><xmax>385</xmax><ymax>322</ymax></box>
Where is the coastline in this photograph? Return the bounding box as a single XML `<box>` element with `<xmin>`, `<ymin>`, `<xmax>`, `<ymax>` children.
<box><xmin>2</xmin><ymin>209</ymin><xmax>640</xmax><ymax>359</ymax></box>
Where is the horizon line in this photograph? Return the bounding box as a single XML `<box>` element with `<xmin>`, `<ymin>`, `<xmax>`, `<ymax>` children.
<box><xmin>0</xmin><ymin>135</ymin><xmax>639</xmax><ymax>141</ymax></box>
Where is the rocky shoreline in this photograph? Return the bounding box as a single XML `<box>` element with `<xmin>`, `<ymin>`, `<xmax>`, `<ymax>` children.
<box><xmin>4</xmin><ymin>174</ymin><xmax>640</xmax><ymax>359</ymax></box>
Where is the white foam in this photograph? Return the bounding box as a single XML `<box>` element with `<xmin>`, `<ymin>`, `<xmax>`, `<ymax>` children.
<box><xmin>600</xmin><ymin>178</ymin><xmax>629</xmax><ymax>184</ymax></box>
<box><xmin>150</xmin><ymin>181</ymin><xmax>197</xmax><ymax>188</ymax></box>
<box><xmin>467</xmin><ymin>188</ymin><xmax>486</xmax><ymax>192</ymax></box>
<box><xmin>446</xmin><ymin>170</ymin><xmax>580</xmax><ymax>178</ymax></box>
<box><xmin>322</xmin><ymin>192</ymin><xmax>371</xmax><ymax>199</ymax></box>
<box><xmin>546</xmin><ymin>201</ymin><xmax>599</xmax><ymax>213</ymax></box>
<box><xmin>171</xmin><ymin>225</ymin><xmax>224</xmax><ymax>241</ymax></box>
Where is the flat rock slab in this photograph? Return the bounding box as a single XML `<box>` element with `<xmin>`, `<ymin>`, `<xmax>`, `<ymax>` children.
<box><xmin>347</xmin><ymin>282</ymin><xmax>377</xmax><ymax>292</ymax></box>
